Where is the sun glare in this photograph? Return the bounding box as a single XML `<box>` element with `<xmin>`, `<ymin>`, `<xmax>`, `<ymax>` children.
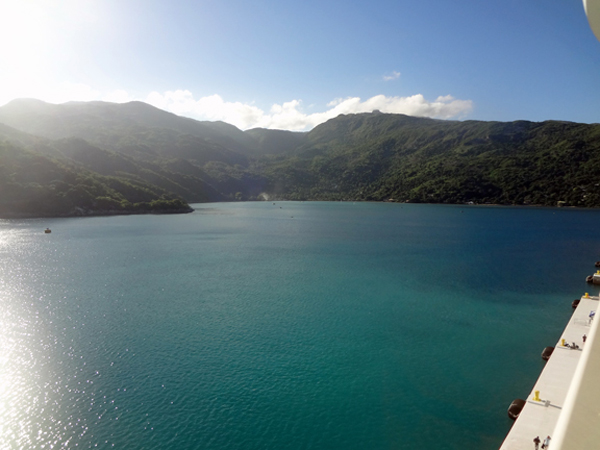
<box><xmin>0</xmin><ymin>1</ymin><xmax>53</xmax><ymax>104</ymax></box>
<box><xmin>0</xmin><ymin>0</ymin><xmax>108</xmax><ymax>106</ymax></box>
<box><xmin>0</xmin><ymin>2</ymin><xmax>50</xmax><ymax>67</ymax></box>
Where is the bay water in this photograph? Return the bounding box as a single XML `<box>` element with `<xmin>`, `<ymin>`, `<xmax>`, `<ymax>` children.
<box><xmin>1</xmin><ymin>202</ymin><xmax>599</xmax><ymax>450</ymax></box>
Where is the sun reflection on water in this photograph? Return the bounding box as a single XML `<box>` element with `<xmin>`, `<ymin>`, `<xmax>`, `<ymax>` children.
<box><xmin>0</xmin><ymin>225</ymin><xmax>90</xmax><ymax>449</ymax></box>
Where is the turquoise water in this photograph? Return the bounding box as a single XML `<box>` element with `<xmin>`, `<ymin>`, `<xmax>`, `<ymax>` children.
<box><xmin>1</xmin><ymin>202</ymin><xmax>599</xmax><ymax>449</ymax></box>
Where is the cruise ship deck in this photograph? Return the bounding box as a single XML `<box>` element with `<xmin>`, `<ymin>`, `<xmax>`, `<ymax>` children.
<box><xmin>499</xmin><ymin>294</ymin><xmax>599</xmax><ymax>450</ymax></box>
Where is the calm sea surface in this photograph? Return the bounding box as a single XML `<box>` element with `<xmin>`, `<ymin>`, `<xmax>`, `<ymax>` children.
<box><xmin>1</xmin><ymin>202</ymin><xmax>599</xmax><ymax>450</ymax></box>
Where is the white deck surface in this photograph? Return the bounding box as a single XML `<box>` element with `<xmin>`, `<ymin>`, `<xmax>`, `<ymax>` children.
<box><xmin>499</xmin><ymin>296</ymin><xmax>598</xmax><ymax>450</ymax></box>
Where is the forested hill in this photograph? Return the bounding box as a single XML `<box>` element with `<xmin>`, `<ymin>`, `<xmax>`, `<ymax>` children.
<box><xmin>1</xmin><ymin>99</ymin><xmax>600</xmax><ymax>218</ymax></box>
<box><xmin>268</xmin><ymin>112</ymin><xmax>600</xmax><ymax>205</ymax></box>
<box><xmin>0</xmin><ymin>130</ymin><xmax>193</xmax><ymax>218</ymax></box>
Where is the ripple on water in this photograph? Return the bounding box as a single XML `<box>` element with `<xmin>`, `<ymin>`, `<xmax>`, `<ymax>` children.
<box><xmin>0</xmin><ymin>204</ymin><xmax>597</xmax><ymax>449</ymax></box>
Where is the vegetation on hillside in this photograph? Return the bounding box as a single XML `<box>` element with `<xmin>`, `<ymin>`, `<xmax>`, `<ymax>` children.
<box><xmin>2</xmin><ymin>99</ymin><xmax>600</xmax><ymax>218</ymax></box>
<box><xmin>254</xmin><ymin>114</ymin><xmax>600</xmax><ymax>206</ymax></box>
<box><xmin>0</xmin><ymin>140</ymin><xmax>192</xmax><ymax>217</ymax></box>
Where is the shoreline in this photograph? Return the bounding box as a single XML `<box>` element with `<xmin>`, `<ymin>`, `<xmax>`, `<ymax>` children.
<box><xmin>0</xmin><ymin>206</ymin><xmax>194</xmax><ymax>220</ymax></box>
<box><xmin>198</xmin><ymin>199</ymin><xmax>600</xmax><ymax>211</ymax></box>
<box><xmin>4</xmin><ymin>198</ymin><xmax>600</xmax><ymax>220</ymax></box>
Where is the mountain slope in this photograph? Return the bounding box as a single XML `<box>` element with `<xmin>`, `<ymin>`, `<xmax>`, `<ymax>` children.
<box><xmin>0</xmin><ymin>99</ymin><xmax>255</xmax><ymax>165</ymax></box>
<box><xmin>256</xmin><ymin>112</ymin><xmax>600</xmax><ymax>206</ymax></box>
<box><xmin>244</xmin><ymin>128</ymin><xmax>308</xmax><ymax>156</ymax></box>
<box><xmin>0</xmin><ymin>138</ymin><xmax>192</xmax><ymax>217</ymax></box>
<box><xmin>3</xmin><ymin>99</ymin><xmax>600</xmax><ymax>214</ymax></box>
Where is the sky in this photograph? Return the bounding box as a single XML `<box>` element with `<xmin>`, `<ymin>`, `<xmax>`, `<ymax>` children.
<box><xmin>0</xmin><ymin>0</ymin><xmax>599</xmax><ymax>131</ymax></box>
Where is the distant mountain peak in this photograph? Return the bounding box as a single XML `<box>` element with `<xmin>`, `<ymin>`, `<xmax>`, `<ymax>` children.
<box><xmin>2</xmin><ymin>98</ymin><xmax>55</xmax><ymax>113</ymax></box>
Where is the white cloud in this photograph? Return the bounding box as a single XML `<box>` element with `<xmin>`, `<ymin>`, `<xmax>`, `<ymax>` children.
<box><xmin>146</xmin><ymin>90</ymin><xmax>265</xmax><ymax>126</ymax></box>
<box><xmin>326</xmin><ymin>98</ymin><xmax>345</xmax><ymax>107</ymax></box>
<box><xmin>383</xmin><ymin>71</ymin><xmax>401</xmax><ymax>81</ymax></box>
<box><xmin>50</xmin><ymin>83</ymin><xmax>101</xmax><ymax>103</ymax></box>
<box><xmin>143</xmin><ymin>90</ymin><xmax>473</xmax><ymax>131</ymax></box>
<box><xmin>0</xmin><ymin>82</ymin><xmax>133</xmax><ymax>106</ymax></box>
<box><xmin>103</xmin><ymin>89</ymin><xmax>134</xmax><ymax>103</ymax></box>
<box><xmin>0</xmin><ymin>85</ymin><xmax>473</xmax><ymax>131</ymax></box>
<box><xmin>23</xmin><ymin>82</ymin><xmax>102</xmax><ymax>104</ymax></box>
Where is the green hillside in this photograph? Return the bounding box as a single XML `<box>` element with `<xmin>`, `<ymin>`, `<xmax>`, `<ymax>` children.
<box><xmin>256</xmin><ymin>113</ymin><xmax>600</xmax><ymax>206</ymax></box>
<box><xmin>0</xmin><ymin>139</ymin><xmax>192</xmax><ymax>218</ymax></box>
<box><xmin>2</xmin><ymin>99</ymin><xmax>600</xmax><ymax>218</ymax></box>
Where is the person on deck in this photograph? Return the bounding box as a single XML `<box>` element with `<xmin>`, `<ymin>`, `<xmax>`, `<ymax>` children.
<box><xmin>542</xmin><ymin>435</ymin><xmax>551</xmax><ymax>449</ymax></box>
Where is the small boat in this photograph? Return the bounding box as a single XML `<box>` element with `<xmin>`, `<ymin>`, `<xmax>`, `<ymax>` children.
<box><xmin>44</xmin><ymin>228</ymin><xmax>51</xmax><ymax>234</ymax></box>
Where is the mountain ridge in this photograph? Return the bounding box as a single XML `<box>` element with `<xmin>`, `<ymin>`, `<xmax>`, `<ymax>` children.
<box><xmin>2</xmin><ymin>99</ymin><xmax>600</xmax><ymax>217</ymax></box>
